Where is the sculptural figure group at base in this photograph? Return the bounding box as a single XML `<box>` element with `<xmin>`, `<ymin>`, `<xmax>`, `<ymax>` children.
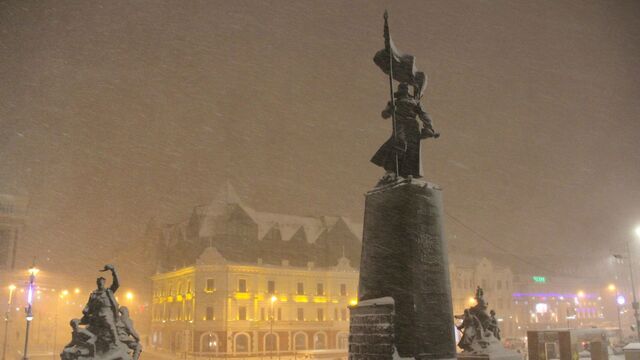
<box><xmin>456</xmin><ymin>286</ymin><xmax>502</xmax><ymax>353</ymax></box>
<box><xmin>60</xmin><ymin>265</ymin><xmax>142</xmax><ymax>360</ymax></box>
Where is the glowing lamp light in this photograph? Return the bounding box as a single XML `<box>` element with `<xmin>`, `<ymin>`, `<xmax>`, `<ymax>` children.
<box><xmin>635</xmin><ymin>226</ymin><xmax>640</xmax><ymax>238</ymax></box>
<box><xmin>349</xmin><ymin>299</ymin><xmax>358</xmax><ymax>306</ymax></box>
<box><xmin>8</xmin><ymin>284</ymin><xmax>16</xmax><ymax>291</ymax></box>
<box><xmin>126</xmin><ymin>291</ymin><xmax>134</xmax><ymax>301</ymax></box>
<box><xmin>617</xmin><ymin>295</ymin><xmax>626</xmax><ymax>306</ymax></box>
<box><xmin>270</xmin><ymin>295</ymin><xmax>278</xmax><ymax>303</ymax></box>
<box><xmin>61</xmin><ymin>290</ymin><xmax>69</xmax><ymax>297</ymax></box>
<box><xmin>28</xmin><ymin>267</ymin><xmax>39</xmax><ymax>276</ymax></box>
<box><xmin>608</xmin><ymin>284</ymin><xmax>616</xmax><ymax>292</ymax></box>
<box><xmin>577</xmin><ymin>290</ymin><xmax>585</xmax><ymax>298</ymax></box>
<box><xmin>74</xmin><ymin>288</ymin><xmax>80</xmax><ymax>294</ymax></box>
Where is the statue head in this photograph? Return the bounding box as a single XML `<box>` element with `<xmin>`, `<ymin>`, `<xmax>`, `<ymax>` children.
<box><xmin>394</xmin><ymin>83</ymin><xmax>409</xmax><ymax>98</ymax></box>
<box><xmin>96</xmin><ymin>276</ymin><xmax>106</xmax><ymax>289</ymax></box>
<box><xmin>119</xmin><ymin>306</ymin><xmax>130</xmax><ymax>319</ymax></box>
<box><xmin>490</xmin><ymin>309</ymin><xmax>496</xmax><ymax>317</ymax></box>
<box><xmin>70</xmin><ymin>318</ymin><xmax>80</xmax><ymax>329</ymax></box>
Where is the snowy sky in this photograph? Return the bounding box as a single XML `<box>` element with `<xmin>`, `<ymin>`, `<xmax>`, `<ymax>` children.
<box><xmin>1</xmin><ymin>0</ymin><xmax>639</xmax><ymax>276</ymax></box>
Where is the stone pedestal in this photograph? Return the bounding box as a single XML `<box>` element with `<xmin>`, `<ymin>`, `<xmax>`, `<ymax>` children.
<box><xmin>354</xmin><ymin>178</ymin><xmax>456</xmax><ymax>360</ymax></box>
<box><xmin>348</xmin><ymin>297</ymin><xmax>395</xmax><ymax>360</ymax></box>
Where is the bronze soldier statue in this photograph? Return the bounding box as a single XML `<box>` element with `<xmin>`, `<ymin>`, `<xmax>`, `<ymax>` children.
<box><xmin>81</xmin><ymin>264</ymin><xmax>120</xmax><ymax>345</ymax></box>
<box><xmin>371</xmin><ymin>82</ymin><xmax>439</xmax><ymax>180</ymax></box>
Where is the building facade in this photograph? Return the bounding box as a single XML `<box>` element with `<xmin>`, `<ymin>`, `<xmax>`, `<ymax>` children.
<box><xmin>150</xmin><ymin>247</ymin><xmax>357</xmax><ymax>356</ymax></box>
<box><xmin>147</xmin><ymin>184</ymin><xmax>361</xmax><ymax>356</ymax></box>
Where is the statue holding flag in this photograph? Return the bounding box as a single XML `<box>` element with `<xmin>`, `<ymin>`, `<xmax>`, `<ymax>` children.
<box><xmin>370</xmin><ymin>11</ymin><xmax>439</xmax><ymax>182</ymax></box>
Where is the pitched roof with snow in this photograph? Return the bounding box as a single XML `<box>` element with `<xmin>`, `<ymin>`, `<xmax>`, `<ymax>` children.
<box><xmin>167</xmin><ymin>183</ymin><xmax>361</xmax><ymax>244</ymax></box>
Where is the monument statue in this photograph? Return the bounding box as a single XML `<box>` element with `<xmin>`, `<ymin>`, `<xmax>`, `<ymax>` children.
<box><xmin>61</xmin><ymin>265</ymin><xmax>142</xmax><ymax>360</ymax></box>
<box><xmin>455</xmin><ymin>286</ymin><xmax>519</xmax><ymax>360</ymax></box>
<box><xmin>349</xmin><ymin>11</ymin><xmax>456</xmax><ymax>360</ymax></box>
<box><xmin>370</xmin><ymin>11</ymin><xmax>439</xmax><ymax>183</ymax></box>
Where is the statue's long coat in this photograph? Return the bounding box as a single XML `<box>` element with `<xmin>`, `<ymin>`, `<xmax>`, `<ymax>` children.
<box><xmin>371</xmin><ymin>96</ymin><xmax>431</xmax><ymax>178</ymax></box>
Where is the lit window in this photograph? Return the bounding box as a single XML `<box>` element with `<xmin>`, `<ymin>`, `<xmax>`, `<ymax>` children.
<box><xmin>238</xmin><ymin>279</ymin><xmax>247</xmax><ymax>292</ymax></box>
<box><xmin>340</xmin><ymin>284</ymin><xmax>346</xmax><ymax>296</ymax></box>
<box><xmin>297</xmin><ymin>282</ymin><xmax>304</xmax><ymax>295</ymax></box>
<box><xmin>205</xmin><ymin>279</ymin><xmax>215</xmax><ymax>292</ymax></box>
<box><xmin>205</xmin><ymin>306</ymin><xmax>214</xmax><ymax>321</ymax></box>
<box><xmin>239</xmin><ymin>306</ymin><xmax>247</xmax><ymax>320</ymax></box>
<box><xmin>317</xmin><ymin>309</ymin><xmax>324</xmax><ymax>321</ymax></box>
<box><xmin>268</xmin><ymin>280</ymin><xmax>275</xmax><ymax>294</ymax></box>
<box><xmin>316</xmin><ymin>283</ymin><xmax>324</xmax><ymax>296</ymax></box>
<box><xmin>297</xmin><ymin>308</ymin><xmax>304</xmax><ymax>321</ymax></box>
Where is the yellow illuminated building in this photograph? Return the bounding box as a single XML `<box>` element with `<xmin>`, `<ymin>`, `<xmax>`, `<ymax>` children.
<box><xmin>150</xmin><ymin>246</ymin><xmax>357</xmax><ymax>356</ymax></box>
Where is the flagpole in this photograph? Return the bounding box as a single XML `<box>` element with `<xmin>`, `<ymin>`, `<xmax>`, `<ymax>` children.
<box><xmin>383</xmin><ymin>10</ymin><xmax>399</xmax><ymax>178</ymax></box>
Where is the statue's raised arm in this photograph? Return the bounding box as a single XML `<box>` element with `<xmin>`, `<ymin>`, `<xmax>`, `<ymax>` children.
<box><xmin>100</xmin><ymin>264</ymin><xmax>119</xmax><ymax>293</ymax></box>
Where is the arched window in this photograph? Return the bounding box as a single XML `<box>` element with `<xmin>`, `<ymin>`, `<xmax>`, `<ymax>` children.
<box><xmin>200</xmin><ymin>333</ymin><xmax>218</xmax><ymax>353</ymax></box>
<box><xmin>313</xmin><ymin>332</ymin><xmax>327</xmax><ymax>350</ymax></box>
<box><xmin>337</xmin><ymin>332</ymin><xmax>349</xmax><ymax>349</ymax></box>
<box><xmin>265</xmin><ymin>333</ymin><xmax>278</xmax><ymax>352</ymax></box>
<box><xmin>235</xmin><ymin>333</ymin><xmax>250</xmax><ymax>353</ymax></box>
<box><xmin>294</xmin><ymin>332</ymin><xmax>307</xmax><ymax>350</ymax></box>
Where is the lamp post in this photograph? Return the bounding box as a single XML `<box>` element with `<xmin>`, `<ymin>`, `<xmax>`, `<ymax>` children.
<box><xmin>269</xmin><ymin>295</ymin><xmax>277</xmax><ymax>359</ymax></box>
<box><xmin>2</xmin><ymin>284</ymin><xmax>16</xmax><ymax>360</ymax></box>
<box><xmin>22</xmin><ymin>265</ymin><xmax>38</xmax><ymax>360</ymax></box>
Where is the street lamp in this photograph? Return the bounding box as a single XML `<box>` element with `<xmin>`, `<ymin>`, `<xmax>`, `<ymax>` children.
<box><xmin>23</xmin><ymin>264</ymin><xmax>38</xmax><ymax>360</ymax></box>
<box><xmin>2</xmin><ymin>284</ymin><xmax>17</xmax><ymax>360</ymax></box>
<box><xmin>616</xmin><ymin>227</ymin><xmax>640</xmax><ymax>342</ymax></box>
<box><xmin>269</xmin><ymin>295</ymin><xmax>277</xmax><ymax>359</ymax></box>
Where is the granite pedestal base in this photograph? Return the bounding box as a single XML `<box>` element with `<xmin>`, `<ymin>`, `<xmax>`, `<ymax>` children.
<box><xmin>351</xmin><ymin>178</ymin><xmax>457</xmax><ymax>360</ymax></box>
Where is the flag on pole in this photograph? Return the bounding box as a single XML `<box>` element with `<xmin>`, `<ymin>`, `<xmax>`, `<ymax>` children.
<box><xmin>373</xmin><ymin>37</ymin><xmax>427</xmax><ymax>97</ymax></box>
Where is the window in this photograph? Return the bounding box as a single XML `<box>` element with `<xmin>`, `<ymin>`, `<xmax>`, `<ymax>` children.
<box><xmin>205</xmin><ymin>279</ymin><xmax>215</xmax><ymax>292</ymax></box>
<box><xmin>261</xmin><ymin>308</ymin><xmax>265</xmax><ymax>321</ymax></box>
<box><xmin>277</xmin><ymin>308</ymin><xmax>282</xmax><ymax>320</ymax></box>
<box><xmin>238</xmin><ymin>279</ymin><xmax>247</xmax><ymax>292</ymax></box>
<box><xmin>340</xmin><ymin>284</ymin><xmax>347</xmax><ymax>296</ymax></box>
<box><xmin>294</xmin><ymin>333</ymin><xmax>307</xmax><ymax>350</ymax></box>
<box><xmin>205</xmin><ymin>306</ymin><xmax>214</xmax><ymax>321</ymax></box>
<box><xmin>316</xmin><ymin>283</ymin><xmax>324</xmax><ymax>296</ymax></box>
<box><xmin>317</xmin><ymin>309</ymin><xmax>324</xmax><ymax>321</ymax></box>
<box><xmin>297</xmin><ymin>282</ymin><xmax>304</xmax><ymax>295</ymax></box>
<box><xmin>239</xmin><ymin>306</ymin><xmax>247</xmax><ymax>320</ymax></box>
<box><xmin>297</xmin><ymin>308</ymin><xmax>304</xmax><ymax>321</ymax></box>
<box><xmin>341</xmin><ymin>309</ymin><xmax>347</xmax><ymax>321</ymax></box>
<box><xmin>235</xmin><ymin>334</ymin><xmax>250</xmax><ymax>353</ymax></box>
<box><xmin>265</xmin><ymin>333</ymin><xmax>278</xmax><ymax>352</ymax></box>
<box><xmin>268</xmin><ymin>280</ymin><xmax>275</xmax><ymax>294</ymax></box>
<box><xmin>334</xmin><ymin>308</ymin><xmax>338</xmax><ymax>320</ymax></box>
<box><xmin>313</xmin><ymin>333</ymin><xmax>326</xmax><ymax>349</ymax></box>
